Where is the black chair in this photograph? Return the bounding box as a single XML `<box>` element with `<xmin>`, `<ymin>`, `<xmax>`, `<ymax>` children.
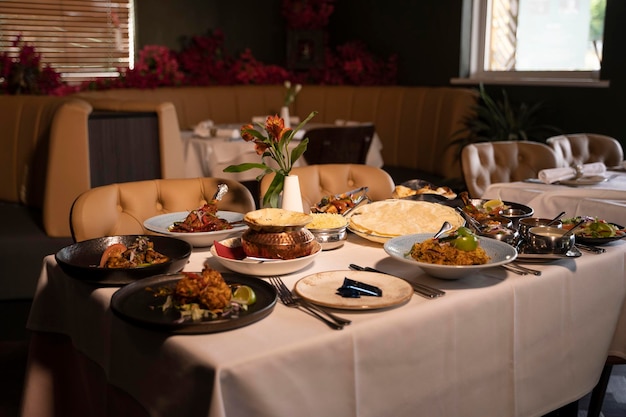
<box><xmin>302</xmin><ymin>124</ymin><xmax>375</xmax><ymax>165</ymax></box>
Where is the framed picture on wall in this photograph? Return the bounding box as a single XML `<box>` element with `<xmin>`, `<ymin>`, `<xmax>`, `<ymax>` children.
<box><xmin>287</xmin><ymin>30</ymin><xmax>324</xmax><ymax>70</ymax></box>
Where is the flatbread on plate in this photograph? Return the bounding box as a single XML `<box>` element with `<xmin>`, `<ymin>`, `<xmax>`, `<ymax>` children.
<box><xmin>348</xmin><ymin>200</ymin><xmax>464</xmax><ymax>237</ymax></box>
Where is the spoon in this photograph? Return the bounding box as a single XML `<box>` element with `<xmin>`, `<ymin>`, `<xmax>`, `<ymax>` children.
<box><xmin>433</xmin><ymin>221</ymin><xmax>453</xmax><ymax>239</ymax></box>
<box><xmin>546</xmin><ymin>211</ymin><xmax>566</xmax><ymax>226</ymax></box>
<box><xmin>561</xmin><ymin>219</ymin><xmax>585</xmax><ymax>238</ymax></box>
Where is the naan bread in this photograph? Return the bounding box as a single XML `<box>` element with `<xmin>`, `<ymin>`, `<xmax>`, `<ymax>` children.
<box><xmin>348</xmin><ymin>200</ymin><xmax>464</xmax><ymax>237</ymax></box>
<box><xmin>392</xmin><ymin>185</ymin><xmax>457</xmax><ymax>199</ymax></box>
<box><xmin>244</xmin><ymin>208</ymin><xmax>312</xmax><ymax>230</ymax></box>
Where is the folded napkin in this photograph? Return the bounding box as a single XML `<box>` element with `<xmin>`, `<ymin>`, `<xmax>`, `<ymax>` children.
<box><xmin>193</xmin><ymin>120</ymin><xmax>215</xmax><ymax>138</ymax></box>
<box><xmin>336</xmin><ymin>277</ymin><xmax>382</xmax><ymax>298</ymax></box>
<box><xmin>538</xmin><ymin>162</ymin><xmax>606</xmax><ymax>184</ymax></box>
<box><xmin>213</xmin><ymin>240</ymin><xmax>246</xmax><ymax>260</ymax></box>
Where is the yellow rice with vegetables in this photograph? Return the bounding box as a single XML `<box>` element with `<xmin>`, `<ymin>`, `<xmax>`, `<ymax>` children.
<box><xmin>410</xmin><ymin>238</ymin><xmax>490</xmax><ymax>265</ymax></box>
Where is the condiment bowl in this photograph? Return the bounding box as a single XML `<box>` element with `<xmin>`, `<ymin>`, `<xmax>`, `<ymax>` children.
<box><xmin>518</xmin><ymin>217</ymin><xmax>562</xmax><ymax>240</ymax></box>
<box><xmin>308</xmin><ymin>225</ymin><xmax>348</xmax><ymax>250</ymax></box>
<box><xmin>527</xmin><ymin>226</ymin><xmax>575</xmax><ymax>254</ymax></box>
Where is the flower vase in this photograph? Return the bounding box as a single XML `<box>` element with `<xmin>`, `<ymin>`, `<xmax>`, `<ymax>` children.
<box><xmin>281</xmin><ymin>175</ymin><xmax>303</xmax><ymax>212</ymax></box>
<box><xmin>280</xmin><ymin>106</ymin><xmax>291</xmax><ymax>128</ymax></box>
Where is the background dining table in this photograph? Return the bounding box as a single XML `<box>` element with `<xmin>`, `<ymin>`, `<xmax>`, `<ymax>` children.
<box><xmin>181</xmin><ymin>123</ymin><xmax>385</xmax><ymax>181</ymax></box>
<box><xmin>482</xmin><ymin>168</ymin><xmax>626</xmax><ymax>226</ymax></box>
<box><xmin>20</xmin><ymin>230</ymin><xmax>626</xmax><ymax>417</ymax></box>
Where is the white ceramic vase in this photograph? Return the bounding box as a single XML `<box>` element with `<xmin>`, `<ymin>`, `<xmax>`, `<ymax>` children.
<box><xmin>281</xmin><ymin>175</ymin><xmax>303</xmax><ymax>212</ymax></box>
<box><xmin>280</xmin><ymin>106</ymin><xmax>291</xmax><ymax>128</ymax></box>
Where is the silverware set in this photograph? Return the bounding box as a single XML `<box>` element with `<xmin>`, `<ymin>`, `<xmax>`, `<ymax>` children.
<box><xmin>502</xmin><ymin>262</ymin><xmax>542</xmax><ymax>276</ymax></box>
<box><xmin>268</xmin><ymin>276</ymin><xmax>351</xmax><ymax>330</ymax></box>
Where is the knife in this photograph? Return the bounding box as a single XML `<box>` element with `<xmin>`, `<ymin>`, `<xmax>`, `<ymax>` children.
<box><xmin>348</xmin><ymin>264</ymin><xmax>445</xmax><ymax>298</ymax></box>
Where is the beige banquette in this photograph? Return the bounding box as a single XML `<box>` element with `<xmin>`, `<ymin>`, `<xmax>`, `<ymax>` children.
<box><xmin>76</xmin><ymin>85</ymin><xmax>478</xmax><ymax>185</ymax></box>
<box><xmin>0</xmin><ymin>95</ymin><xmax>184</xmax><ymax>299</ymax></box>
<box><xmin>546</xmin><ymin>133</ymin><xmax>624</xmax><ymax>168</ymax></box>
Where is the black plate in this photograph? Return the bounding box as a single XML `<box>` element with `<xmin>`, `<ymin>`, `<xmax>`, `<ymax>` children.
<box><xmin>55</xmin><ymin>235</ymin><xmax>192</xmax><ymax>286</ymax></box>
<box><xmin>110</xmin><ymin>272</ymin><xmax>277</xmax><ymax>334</ymax></box>
<box><xmin>575</xmin><ymin>223</ymin><xmax>626</xmax><ymax>246</ymax></box>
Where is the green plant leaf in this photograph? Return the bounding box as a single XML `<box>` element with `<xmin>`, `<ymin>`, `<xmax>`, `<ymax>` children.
<box><xmin>262</xmin><ymin>172</ymin><xmax>285</xmax><ymax>208</ymax></box>
<box><xmin>223</xmin><ymin>162</ymin><xmax>269</xmax><ymax>173</ymax></box>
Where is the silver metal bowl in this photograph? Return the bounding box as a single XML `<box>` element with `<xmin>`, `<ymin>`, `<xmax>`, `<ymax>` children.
<box><xmin>308</xmin><ymin>226</ymin><xmax>348</xmax><ymax>250</ymax></box>
<box><xmin>518</xmin><ymin>218</ymin><xmax>562</xmax><ymax>240</ymax></box>
<box><xmin>527</xmin><ymin>226</ymin><xmax>574</xmax><ymax>254</ymax></box>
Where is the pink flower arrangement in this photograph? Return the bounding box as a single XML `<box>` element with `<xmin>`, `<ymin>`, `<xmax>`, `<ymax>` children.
<box><xmin>282</xmin><ymin>0</ymin><xmax>335</xmax><ymax>30</ymax></box>
<box><xmin>0</xmin><ymin>35</ymin><xmax>65</xmax><ymax>95</ymax></box>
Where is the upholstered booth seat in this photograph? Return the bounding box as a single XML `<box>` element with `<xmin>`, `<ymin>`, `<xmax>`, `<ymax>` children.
<box><xmin>461</xmin><ymin>141</ymin><xmax>561</xmax><ymax>198</ymax></box>
<box><xmin>259</xmin><ymin>164</ymin><xmax>395</xmax><ymax>212</ymax></box>
<box><xmin>546</xmin><ymin>133</ymin><xmax>624</xmax><ymax>168</ymax></box>
<box><xmin>71</xmin><ymin>178</ymin><xmax>256</xmax><ymax>242</ymax></box>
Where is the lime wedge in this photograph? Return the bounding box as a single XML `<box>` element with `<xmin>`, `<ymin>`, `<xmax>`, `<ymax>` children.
<box><xmin>232</xmin><ymin>285</ymin><xmax>256</xmax><ymax>305</ymax></box>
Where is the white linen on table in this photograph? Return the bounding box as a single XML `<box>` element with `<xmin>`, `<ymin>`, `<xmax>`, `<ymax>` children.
<box><xmin>25</xmin><ymin>233</ymin><xmax>626</xmax><ymax>417</ymax></box>
<box><xmin>482</xmin><ymin>173</ymin><xmax>626</xmax><ymax>225</ymax></box>
<box><xmin>538</xmin><ymin>162</ymin><xmax>606</xmax><ymax>184</ymax></box>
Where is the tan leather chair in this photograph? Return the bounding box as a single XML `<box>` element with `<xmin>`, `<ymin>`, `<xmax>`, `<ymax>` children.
<box><xmin>70</xmin><ymin>178</ymin><xmax>256</xmax><ymax>242</ymax></box>
<box><xmin>260</xmin><ymin>164</ymin><xmax>395</xmax><ymax>212</ymax></box>
<box><xmin>546</xmin><ymin>133</ymin><xmax>624</xmax><ymax>168</ymax></box>
<box><xmin>461</xmin><ymin>141</ymin><xmax>561</xmax><ymax>198</ymax></box>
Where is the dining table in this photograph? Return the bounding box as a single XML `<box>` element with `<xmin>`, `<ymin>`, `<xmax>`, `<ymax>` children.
<box><xmin>181</xmin><ymin>123</ymin><xmax>385</xmax><ymax>181</ymax></box>
<box><xmin>20</xmin><ymin>226</ymin><xmax>626</xmax><ymax>417</ymax></box>
<box><xmin>481</xmin><ymin>168</ymin><xmax>626</xmax><ymax>226</ymax></box>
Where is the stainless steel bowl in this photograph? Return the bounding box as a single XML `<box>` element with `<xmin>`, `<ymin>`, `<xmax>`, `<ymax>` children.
<box><xmin>527</xmin><ymin>226</ymin><xmax>574</xmax><ymax>254</ymax></box>
<box><xmin>518</xmin><ymin>218</ymin><xmax>562</xmax><ymax>240</ymax></box>
<box><xmin>308</xmin><ymin>226</ymin><xmax>348</xmax><ymax>250</ymax></box>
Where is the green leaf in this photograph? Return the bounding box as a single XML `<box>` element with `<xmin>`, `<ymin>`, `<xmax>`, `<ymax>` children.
<box><xmin>289</xmin><ymin>138</ymin><xmax>308</xmax><ymax>167</ymax></box>
<box><xmin>262</xmin><ymin>172</ymin><xmax>285</xmax><ymax>208</ymax></box>
<box><xmin>223</xmin><ymin>162</ymin><xmax>269</xmax><ymax>173</ymax></box>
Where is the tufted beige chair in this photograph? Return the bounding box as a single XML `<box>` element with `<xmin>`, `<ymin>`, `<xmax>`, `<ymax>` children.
<box><xmin>546</xmin><ymin>133</ymin><xmax>624</xmax><ymax>168</ymax></box>
<box><xmin>461</xmin><ymin>141</ymin><xmax>561</xmax><ymax>198</ymax></box>
<box><xmin>260</xmin><ymin>164</ymin><xmax>395</xmax><ymax>212</ymax></box>
<box><xmin>70</xmin><ymin>177</ymin><xmax>256</xmax><ymax>242</ymax></box>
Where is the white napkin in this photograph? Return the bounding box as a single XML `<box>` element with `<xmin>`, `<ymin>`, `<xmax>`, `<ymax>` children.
<box><xmin>193</xmin><ymin>120</ymin><xmax>214</xmax><ymax>138</ymax></box>
<box><xmin>538</xmin><ymin>162</ymin><xmax>606</xmax><ymax>184</ymax></box>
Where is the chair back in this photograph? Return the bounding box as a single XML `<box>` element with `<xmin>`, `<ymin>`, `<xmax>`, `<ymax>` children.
<box><xmin>303</xmin><ymin>124</ymin><xmax>375</xmax><ymax>165</ymax></box>
<box><xmin>259</xmin><ymin>164</ymin><xmax>395</xmax><ymax>212</ymax></box>
<box><xmin>461</xmin><ymin>141</ymin><xmax>560</xmax><ymax>198</ymax></box>
<box><xmin>546</xmin><ymin>133</ymin><xmax>624</xmax><ymax>168</ymax></box>
<box><xmin>70</xmin><ymin>177</ymin><xmax>256</xmax><ymax>242</ymax></box>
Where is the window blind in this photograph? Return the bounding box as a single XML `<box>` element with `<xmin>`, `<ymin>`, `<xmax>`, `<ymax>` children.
<box><xmin>0</xmin><ymin>0</ymin><xmax>134</xmax><ymax>84</ymax></box>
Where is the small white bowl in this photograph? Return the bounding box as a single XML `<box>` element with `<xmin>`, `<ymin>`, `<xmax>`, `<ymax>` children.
<box><xmin>210</xmin><ymin>237</ymin><xmax>321</xmax><ymax>276</ymax></box>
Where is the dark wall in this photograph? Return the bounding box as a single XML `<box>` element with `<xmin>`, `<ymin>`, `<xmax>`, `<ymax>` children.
<box><xmin>134</xmin><ymin>0</ymin><xmax>626</xmax><ymax>147</ymax></box>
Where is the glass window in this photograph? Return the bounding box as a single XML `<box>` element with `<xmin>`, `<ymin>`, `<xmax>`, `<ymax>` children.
<box><xmin>456</xmin><ymin>0</ymin><xmax>608</xmax><ymax>86</ymax></box>
<box><xmin>0</xmin><ymin>0</ymin><xmax>135</xmax><ymax>84</ymax></box>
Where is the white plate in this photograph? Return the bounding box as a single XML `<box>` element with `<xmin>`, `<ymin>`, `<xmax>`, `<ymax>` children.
<box><xmin>559</xmin><ymin>175</ymin><xmax>607</xmax><ymax>186</ymax></box>
<box><xmin>210</xmin><ymin>237</ymin><xmax>321</xmax><ymax>276</ymax></box>
<box><xmin>143</xmin><ymin>211</ymin><xmax>246</xmax><ymax>248</ymax></box>
<box><xmin>294</xmin><ymin>270</ymin><xmax>413</xmax><ymax>310</ymax></box>
<box><xmin>383</xmin><ymin>234</ymin><xmax>517</xmax><ymax>280</ymax></box>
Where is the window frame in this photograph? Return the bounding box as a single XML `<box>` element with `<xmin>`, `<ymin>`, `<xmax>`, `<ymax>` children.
<box><xmin>0</xmin><ymin>0</ymin><xmax>135</xmax><ymax>85</ymax></box>
<box><xmin>452</xmin><ymin>0</ymin><xmax>610</xmax><ymax>87</ymax></box>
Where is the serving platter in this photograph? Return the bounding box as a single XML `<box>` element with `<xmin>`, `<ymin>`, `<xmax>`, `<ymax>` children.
<box><xmin>110</xmin><ymin>272</ymin><xmax>277</xmax><ymax>334</ymax></box>
<box><xmin>575</xmin><ymin>223</ymin><xmax>626</xmax><ymax>246</ymax></box>
<box><xmin>210</xmin><ymin>237</ymin><xmax>321</xmax><ymax>276</ymax></box>
<box><xmin>55</xmin><ymin>235</ymin><xmax>192</xmax><ymax>286</ymax></box>
<box><xmin>143</xmin><ymin>211</ymin><xmax>246</xmax><ymax>247</ymax></box>
<box><xmin>383</xmin><ymin>233</ymin><xmax>517</xmax><ymax>279</ymax></box>
<box><xmin>294</xmin><ymin>270</ymin><xmax>413</xmax><ymax>310</ymax></box>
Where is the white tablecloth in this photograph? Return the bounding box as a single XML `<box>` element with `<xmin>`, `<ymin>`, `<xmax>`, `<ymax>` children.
<box><xmin>482</xmin><ymin>170</ymin><xmax>626</xmax><ymax>226</ymax></box>
<box><xmin>22</xmin><ymin>232</ymin><xmax>626</xmax><ymax>417</ymax></box>
<box><xmin>182</xmin><ymin>125</ymin><xmax>385</xmax><ymax>182</ymax></box>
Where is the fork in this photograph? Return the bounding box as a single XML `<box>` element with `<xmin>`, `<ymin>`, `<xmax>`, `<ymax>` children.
<box><xmin>268</xmin><ymin>277</ymin><xmax>346</xmax><ymax>330</ymax></box>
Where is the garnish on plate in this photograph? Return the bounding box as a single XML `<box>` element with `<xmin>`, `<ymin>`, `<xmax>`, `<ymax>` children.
<box><xmin>99</xmin><ymin>236</ymin><xmax>169</xmax><ymax>268</ymax></box>
<box><xmin>169</xmin><ymin>202</ymin><xmax>233</xmax><ymax>233</ymax></box>
<box><xmin>562</xmin><ymin>216</ymin><xmax>625</xmax><ymax>239</ymax></box>
<box><xmin>148</xmin><ymin>266</ymin><xmax>256</xmax><ymax>322</ymax></box>
<box><xmin>409</xmin><ymin>227</ymin><xmax>490</xmax><ymax>265</ymax></box>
